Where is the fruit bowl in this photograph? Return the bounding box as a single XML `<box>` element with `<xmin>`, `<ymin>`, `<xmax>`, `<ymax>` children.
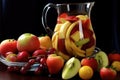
<box><xmin>0</xmin><ymin>47</ymin><xmax>100</xmax><ymax>66</ymax></box>
<box><xmin>0</xmin><ymin>55</ymin><xmax>26</xmax><ymax>66</ymax></box>
<box><xmin>0</xmin><ymin>54</ymin><xmax>40</xmax><ymax>71</ymax></box>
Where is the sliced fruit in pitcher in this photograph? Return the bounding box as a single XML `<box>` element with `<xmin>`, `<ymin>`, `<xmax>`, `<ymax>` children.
<box><xmin>57</xmin><ymin>39</ymin><xmax>71</xmax><ymax>60</ymax></box>
<box><xmin>75</xmin><ymin>38</ymin><xmax>90</xmax><ymax>47</ymax></box>
<box><xmin>70</xmin><ymin>31</ymin><xmax>80</xmax><ymax>42</ymax></box>
<box><xmin>65</xmin><ymin>16</ymin><xmax>79</xmax><ymax>22</ymax></box>
<box><xmin>57</xmin><ymin>13</ymin><xmax>68</xmax><ymax>23</ymax></box>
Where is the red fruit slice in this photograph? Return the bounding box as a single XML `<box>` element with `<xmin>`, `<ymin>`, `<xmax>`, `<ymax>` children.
<box><xmin>57</xmin><ymin>13</ymin><xmax>79</xmax><ymax>23</ymax></box>
<box><xmin>59</xmin><ymin>13</ymin><xmax>68</xmax><ymax>18</ymax></box>
<box><xmin>82</xmin><ymin>36</ymin><xmax>95</xmax><ymax>50</ymax></box>
<box><xmin>81</xmin><ymin>29</ymin><xmax>95</xmax><ymax>50</ymax></box>
<box><xmin>58</xmin><ymin>39</ymin><xmax>69</xmax><ymax>55</ymax></box>
<box><xmin>70</xmin><ymin>24</ymin><xmax>79</xmax><ymax>35</ymax></box>
<box><xmin>57</xmin><ymin>13</ymin><xmax>68</xmax><ymax>23</ymax></box>
<box><xmin>65</xmin><ymin>16</ymin><xmax>79</xmax><ymax>22</ymax></box>
<box><xmin>82</xmin><ymin>18</ymin><xmax>91</xmax><ymax>29</ymax></box>
<box><xmin>83</xmin><ymin>29</ymin><xmax>93</xmax><ymax>38</ymax></box>
<box><xmin>82</xmin><ymin>19</ymin><xmax>96</xmax><ymax>49</ymax></box>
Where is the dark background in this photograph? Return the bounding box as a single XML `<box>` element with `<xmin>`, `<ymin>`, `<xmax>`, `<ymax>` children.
<box><xmin>0</xmin><ymin>0</ymin><xmax>119</xmax><ymax>53</ymax></box>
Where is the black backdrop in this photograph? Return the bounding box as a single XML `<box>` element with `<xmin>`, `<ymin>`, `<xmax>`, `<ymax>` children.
<box><xmin>0</xmin><ymin>0</ymin><xmax>119</xmax><ymax>53</ymax></box>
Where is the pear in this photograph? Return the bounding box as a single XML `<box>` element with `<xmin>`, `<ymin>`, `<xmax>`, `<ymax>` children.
<box><xmin>62</xmin><ymin>57</ymin><xmax>81</xmax><ymax>79</ymax></box>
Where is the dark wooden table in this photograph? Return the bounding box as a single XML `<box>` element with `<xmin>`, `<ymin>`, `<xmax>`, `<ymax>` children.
<box><xmin>0</xmin><ymin>62</ymin><xmax>120</xmax><ymax>80</ymax></box>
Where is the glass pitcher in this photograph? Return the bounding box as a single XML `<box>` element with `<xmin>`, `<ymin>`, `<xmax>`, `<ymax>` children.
<box><xmin>42</xmin><ymin>2</ymin><xmax>96</xmax><ymax>60</ymax></box>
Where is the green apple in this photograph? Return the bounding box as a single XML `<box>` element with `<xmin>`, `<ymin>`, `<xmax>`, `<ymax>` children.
<box><xmin>17</xmin><ymin>33</ymin><xmax>40</xmax><ymax>52</ymax></box>
<box><xmin>95</xmin><ymin>51</ymin><xmax>109</xmax><ymax>70</ymax></box>
<box><xmin>62</xmin><ymin>57</ymin><xmax>81</xmax><ymax>79</ymax></box>
<box><xmin>46</xmin><ymin>54</ymin><xmax>64</xmax><ymax>74</ymax></box>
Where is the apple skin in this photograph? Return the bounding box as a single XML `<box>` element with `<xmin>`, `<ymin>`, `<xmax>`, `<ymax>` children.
<box><xmin>38</xmin><ymin>35</ymin><xmax>52</xmax><ymax>50</ymax></box>
<box><xmin>81</xmin><ymin>57</ymin><xmax>98</xmax><ymax>71</ymax></box>
<box><xmin>0</xmin><ymin>39</ymin><xmax>17</xmax><ymax>57</ymax></box>
<box><xmin>100</xmin><ymin>67</ymin><xmax>117</xmax><ymax>80</ymax></box>
<box><xmin>17</xmin><ymin>33</ymin><xmax>40</xmax><ymax>52</ymax></box>
<box><xmin>108</xmin><ymin>53</ymin><xmax>120</xmax><ymax>63</ymax></box>
<box><xmin>17</xmin><ymin>51</ymin><xmax>30</xmax><ymax>62</ymax></box>
<box><xmin>46</xmin><ymin>54</ymin><xmax>64</xmax><ymax>74</ymax></box>
<box><xmin>6</xmin><ymin>52</ymin><xmax>17</xmax><ymax>62</ymax></box>
<box><xmin>32</xmin><ymin>49</ymin><xmax>46</xmax><ymax>57</ymax></box>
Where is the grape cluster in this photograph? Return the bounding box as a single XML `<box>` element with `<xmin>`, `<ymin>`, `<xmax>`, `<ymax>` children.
<box><xmin>7</xmin><ymin>48</ymin><xmax>56</xmax><ymax>75</ymax></box>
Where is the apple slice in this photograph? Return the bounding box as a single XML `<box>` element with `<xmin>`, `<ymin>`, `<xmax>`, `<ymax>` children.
<box><xmin>95</xmin><ymin>51</ymin><xmax>109</xmax><ymax>70</ymax></box>
<box><xmin>52</xmin><ymin>32</ymin><xmax>59</xmax><ymax>50</ymax></box>
<box><xmin>59</xmin><ymin>21</ymin><xmax>71</xmax><ymax>39</ymax></box>
<box><xmin>75</xmin><ymin>38</ymin><xmax>89</xmax><ymax>47</ymax></box>
<box><xmin>54</xmin><ymin>24</ymin><xmax>62</xmax><ymax>32</ymax></box>
<box><xmin>62</xmin><ymin>57</ymin><xmax>81</xmax><ymax>79</ymax></box>
<box><xmin>70</xmin><ymin>31</ymin><xmax>80</xmax><ymax>42</ymax></box>
<box><xmin>66</xmin><ymin>21</ymin><xmax>78</xmax><ymax>38</ymax></box>
<box><xmin>76</xmin><ymin>15</ymin><xmax>88</xmax><ymax>21</ymax></box>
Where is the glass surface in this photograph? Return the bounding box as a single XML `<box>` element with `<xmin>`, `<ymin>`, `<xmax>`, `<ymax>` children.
<box><xmin>42</xmin><ymin>2</ymin><xmax>96</xmax><ymax>59</ymax></box>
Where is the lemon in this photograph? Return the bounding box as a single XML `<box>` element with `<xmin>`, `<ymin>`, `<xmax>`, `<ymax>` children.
<box><xmin>112</xmin><ymin>61</ymin><xmax>120</xmax><ymax>71</ymax></box>
<box><xmin>79</xmin><ymin>66</ymin><xmax>93</xmax><ymax>80</ymax></box>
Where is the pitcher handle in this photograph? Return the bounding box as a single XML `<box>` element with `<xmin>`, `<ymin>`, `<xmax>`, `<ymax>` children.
<box><xmin>42</xmin><ymin>3</ymin><xmax>56</xmax><ymax>37</ymax></box>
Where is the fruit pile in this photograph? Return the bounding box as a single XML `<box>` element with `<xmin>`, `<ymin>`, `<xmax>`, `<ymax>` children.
<box><xmin>52</xmin><ymin>13</ymin><xmax>96</xmax><ymax>60</ymax></box>
<box><xmin>61</xmin><ymin>50</ymin><xmax>120</xmax><ymax>80</ymax></box>
<box><xmin>0</xmin><ymin>33</ymin><xmax>120</xmax><ymax>80</ymax></box>
<box><xmin>0</xmin><ymin>33</ymin><xmax>54</xmax><ymax>74</ymax></box>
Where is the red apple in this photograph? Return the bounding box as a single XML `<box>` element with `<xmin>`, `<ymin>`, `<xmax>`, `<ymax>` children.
<box><xmin>46</xmin><ymin>54</ymin><xmax>64</xmax><ymax>74</ymax></box>
<box><xmin>81</xmin><ymin>57</ymin><xmax>98</xmax><ymax>71</ymax></box>
<box><xmin>17</xmin><ymin>33</ymin><xmax>40</xmax><ymax>52</ymax></box>
<box><xmin>32</xmin><ymin>49</ymin><xmax>46</xmax><ymax>57</ymax></box>
<box><xmin>100</xmin><ymin>67</ymin><xmax>117</xmax><ymax>80</ymax></box>
<box><xmin>17</xmin><ymin>51</ymin><xmax>30</xmax><ymax>62</ymax></box>
<box><xmin>108</xmin><ymin>53</ymin><xmax>120</xmax><ymax>63</ymax></box>
<box><xmin>6</xmin><ymin>52</ymin><xmax>17</xmax><ymax>62</ymax></box>
<box><xmin>0</xmin><ymin>39</ymin><xmax>17</xmax><ymax>57</ymax></box>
